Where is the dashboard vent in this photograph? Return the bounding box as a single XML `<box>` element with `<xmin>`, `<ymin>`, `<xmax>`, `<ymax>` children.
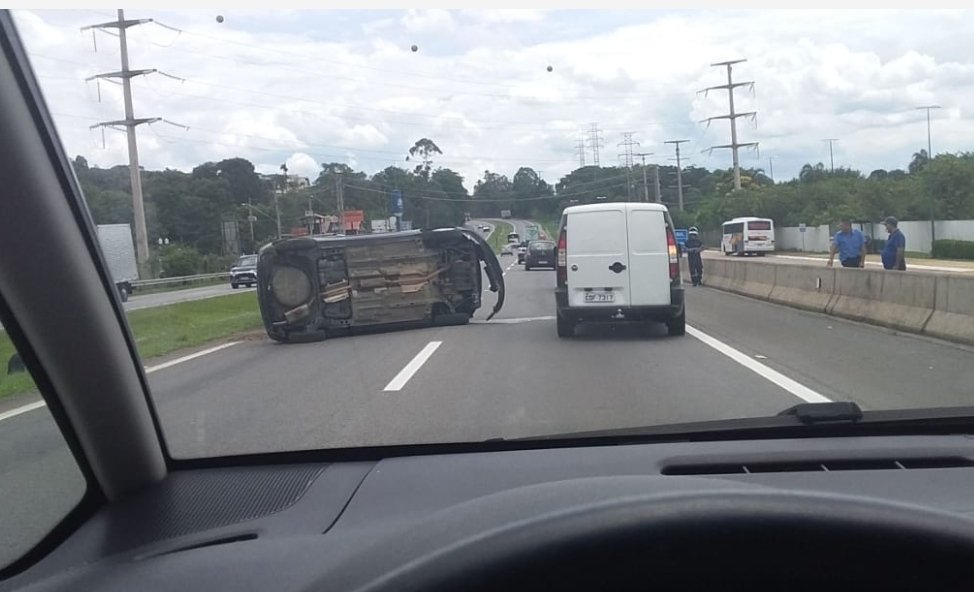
<box><xmin>662</xmin><ymin>457</ymin><xmax>974</xmax><ymax>476</ymax></box>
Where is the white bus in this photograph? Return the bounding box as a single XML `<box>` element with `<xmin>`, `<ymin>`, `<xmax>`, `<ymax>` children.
<box><xmin>721</xmin><ymin>217</ymin><xmax>775</xmax><ymax>256</ymax></box>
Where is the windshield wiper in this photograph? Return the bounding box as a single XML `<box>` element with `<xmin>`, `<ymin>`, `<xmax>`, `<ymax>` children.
<box><xmin>505</xmin><ymin>402</ymin><xmax>974</xmax><ymax>445</ymax></box>
<box><xmin>778</xmin><ymin>401</ymin><xmax>863</xmax><ymax>424</ymax></box>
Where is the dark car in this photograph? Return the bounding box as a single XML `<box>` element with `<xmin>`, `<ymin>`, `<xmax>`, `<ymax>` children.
<box><xmin>229</xmin><ymin>254</ymin><xmax>258</xmax><ymax>288</ymax></box>
<box><xmin>256</xmin><ymin>227</ymin><xmax>504</xmax><ymax>342</ymax></box>
<box><xmin>524</xmin><ymin>240</ymin><xmax>555</xmax><ymax>270</ymax></box>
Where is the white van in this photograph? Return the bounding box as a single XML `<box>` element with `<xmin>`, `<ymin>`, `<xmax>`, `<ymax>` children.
<box><xmin>554</xmin><ymin>202</ymin><xmax>685</xmax><ymax>337</ymax></box>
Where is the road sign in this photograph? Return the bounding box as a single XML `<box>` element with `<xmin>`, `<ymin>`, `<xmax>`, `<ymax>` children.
<box><xmin>799</xmin><ymin>223</ymin><xmax>807</xmax><ymax>233</ymax></box>
<box><xmin>674</xmin><ymin>229</ymin><xmax>689</xmax><ymax>248</ymax></box>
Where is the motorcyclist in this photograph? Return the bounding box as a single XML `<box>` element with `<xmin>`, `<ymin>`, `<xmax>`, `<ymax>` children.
<box><xmin>685</xmin><ymin>226</ymin><xmax>704</xmax><ymax>286</ymax></box>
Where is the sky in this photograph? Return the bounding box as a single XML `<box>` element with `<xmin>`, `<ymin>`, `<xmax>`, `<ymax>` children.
<box><xmin>12</xmin><ymin>9</ymin><xmax>974</xmax><ymax>192</ymax></box>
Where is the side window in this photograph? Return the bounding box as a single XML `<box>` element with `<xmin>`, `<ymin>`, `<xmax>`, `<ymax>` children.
<box><xmin>0</xmin><ymin>335</ymin><xmax>87</xmax><ymax>571</ymax></box>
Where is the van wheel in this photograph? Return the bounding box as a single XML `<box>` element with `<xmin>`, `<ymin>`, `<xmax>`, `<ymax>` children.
<box><xmin>556</xmin><ymin>315</ymin><xmax>575</xmax><ymax>338</ymax></box>
<box><xmin>667</xmin><ymin>309</ymin><xmax>686</xmax><ymax>337</ymax></box>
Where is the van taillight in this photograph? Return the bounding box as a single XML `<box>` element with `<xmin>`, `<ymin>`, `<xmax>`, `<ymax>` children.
<box><xmin>667</xmin><ymin>228</ymin><xmax>679</xmax><ymax>280</ymax></box>
<box><xmin>556</xmin><ymin>229</ymin><xmax>567</xmax><ymax>286</ymax></box>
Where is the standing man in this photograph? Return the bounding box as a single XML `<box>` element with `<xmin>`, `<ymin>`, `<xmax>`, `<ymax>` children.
<box><xmin>827</xmin><ymin>218</ymin><xmax>866</xmax><ymax>268</ymax></box>
<box><xmin>881</xmin><ymin>216</ymin><xmax>907</xmax><ymax>271</ymax></box>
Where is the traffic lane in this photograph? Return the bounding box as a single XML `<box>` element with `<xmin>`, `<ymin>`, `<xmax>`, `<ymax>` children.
<box><xmin>148</xmin><ymin>323</ymin><xmax>465</xmax><ymax>459</ymax></box>
<box><xmin>359</xmin><ymin>262</ymin><xmax>800</xmax><ymax>445</ymax></box>
<box><xmin>124</xmin><ymin>283</ymin><xmax>254</xmax><ymax>312</ymax></box>
<box><xmin>684</xmin><ymin>285</ymin><xmax>974</xmax><ymax>410</ymax></box>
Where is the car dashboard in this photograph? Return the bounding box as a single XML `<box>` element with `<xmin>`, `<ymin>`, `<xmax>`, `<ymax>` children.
<box><xmin>6</xmin><ymin>433</ymin><xmax>974</xmax><ymax>591</ymax></box>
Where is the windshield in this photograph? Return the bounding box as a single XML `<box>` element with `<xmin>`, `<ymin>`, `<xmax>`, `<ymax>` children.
<box><xmin>9</xmin><ymin>9</ymin><xmax>974</xmax><ymax>462</ymax></box>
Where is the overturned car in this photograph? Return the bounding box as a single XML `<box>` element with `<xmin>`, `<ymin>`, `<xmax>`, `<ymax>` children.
<box><xmin>256</xmin><ymin>228</ymin><xmax>505</xmax><ymax>342</ymax></box>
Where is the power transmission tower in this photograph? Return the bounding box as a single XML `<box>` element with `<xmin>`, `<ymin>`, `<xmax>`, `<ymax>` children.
<box><xmin>587</xmin><ymin>123</ymin><xmax>604</xmax><ymax>167</ymax></box>
<box><xmin>618</xmin><ymin>132</ymin><xmax>639</xmax><ymax>200</ymax></box>
<box><xmin>664</xmin><ymin>139</ymin><xmax>690</xmax><ymax>211</ymax></box>
<box><xmin>575</xmin><ymin>136</ymin><xmax>586</xmax><ymax>168</ymax></box>
<box><xmin>700</xmin><ymin>59</ymin><xmax>758</xmax><ymax>191</ymax></box>
<box><xmin>82</xmin><ymin>10</ymin><xmax>160</xmax><ymax>278</ymax></box>
<box><xmin>823</xmin><ymin>138</ymin><xmax>839</xmax><ymax>172</ymax></box>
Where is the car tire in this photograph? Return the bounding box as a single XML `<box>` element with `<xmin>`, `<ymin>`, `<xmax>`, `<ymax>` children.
<box><xmin>231</xmin><ymin>282</ymin><xmax>239</xmax><ymax>289</ymax></box>
<box><xmin>556</xmin><ymin>314</ymin><xmax>575</xmax><ymax>338</ymax></box>
<box><xmin>667</xmin><ymin>309</ymin><xmax>686</xmax><ymax>337</ymax></box>
<box><xmin>117</xmin><ymin>285</ymin><xmax>128</xmax><ymax>302</ymax></box>
<box><xmin>525</xmin><ymin>264</ymin><xmax>531</xmax><ymax>271</ymax></box>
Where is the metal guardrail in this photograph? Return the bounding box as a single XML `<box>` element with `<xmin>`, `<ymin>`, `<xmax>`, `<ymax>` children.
<box><xmin>131</xmin><ymin>272</ymin><xmax>229</xmax><ymax>288</ymax></box>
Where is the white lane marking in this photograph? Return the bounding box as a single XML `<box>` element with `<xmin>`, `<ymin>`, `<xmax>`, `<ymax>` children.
<box><xmin>383</xmin><ymin>341</ymin><xmax>442</xmax><ymax>392</ymax></box>
<box><xmin>144</xmin><ymin>341</ymin><xmax>241</xmax><ymax>374</ymax></box>
<box><xmin>472</xmin><ymin>315</ymin><xmax>555</xmax><ymax>324</ymax></box>
<box><xmin>686</xmin><ymin>325</ymin><xmax>831</xmax><ymax>404</ymax></box>
<box><xmin>771</xmin><ymin>254</ymin><xmax>971</xmax><ymax>273</ymax></box>
<box><xmin>1</xmin><ymin>341</ymin><xmax>242</xmax><ymax>423</ymax></box>
<box><xmin>0</xmin><ymin>400</ymin><xmax>46</xmax><ymax>422</ymax></box>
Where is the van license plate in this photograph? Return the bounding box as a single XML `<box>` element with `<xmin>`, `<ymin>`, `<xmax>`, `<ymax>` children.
<box><xmin>585</xmin><ymin>292</ymin><xmax>614</xmax><ymax>303</ymax></box>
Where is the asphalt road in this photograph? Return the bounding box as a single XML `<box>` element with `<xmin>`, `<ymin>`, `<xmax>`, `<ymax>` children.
<box><xmin>124</xmin><ymin>283</ymin><xmax>255</xmax><ymax>311</ymax></box>
<box><xmin>5</xmin><ymin>222</ymin><xmax>974</xmax><ymax>562</ymax></box>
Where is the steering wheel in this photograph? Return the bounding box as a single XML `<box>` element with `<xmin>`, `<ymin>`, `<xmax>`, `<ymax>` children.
<box><xmin>340</xmin><ymin>487</ymin><xmax>974</xmax><ymax>592</ymax></box>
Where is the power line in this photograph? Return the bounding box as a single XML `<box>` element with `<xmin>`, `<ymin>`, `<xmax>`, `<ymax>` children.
<box><xmin>700</xmin><ymin>59</ymin><xmax>758</xmax><ymax>191</ymax></box>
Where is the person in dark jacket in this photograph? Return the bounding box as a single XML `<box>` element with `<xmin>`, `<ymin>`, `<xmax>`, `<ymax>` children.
<box><xmin>685</xmin><ymin>227</ymin><xmax>704</xmax><ymax>286</ymax></box>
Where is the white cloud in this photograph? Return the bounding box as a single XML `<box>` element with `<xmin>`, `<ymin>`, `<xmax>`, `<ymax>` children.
<box><xmin>284</xmin><ymin>152</ymin><xmax>320</xmax><ymax>179</ymax></box>
<box><xmin>12</xmin><ymin>9</ymin><xmax>974</xmax><ymax>191</ymax></box>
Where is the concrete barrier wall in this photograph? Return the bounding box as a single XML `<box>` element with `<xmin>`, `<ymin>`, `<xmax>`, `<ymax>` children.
<box><xmin>925</xmin><ymin>274</ymin><xmax>974</xmax><ymax>345</ymax></box>
<box><xmin>768</xmin><ymin>265</ymin><xmax>835</xmax><ymax>313</ymax></box>
<box><xmin>697</xmin><ymin>258</ymin><xmax>974</xmax><ymax>346</ymax></box>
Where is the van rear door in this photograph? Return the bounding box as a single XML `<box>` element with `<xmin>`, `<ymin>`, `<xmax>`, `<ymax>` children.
<box><xmin>565</xmin><ymin>206</ymin><xmax>630</xmax><ymax>307</ymax></box>
<box><xmin>625</xmin><ymin>204</ymin><xmax>671</xmax><ymax>306</ymax></box>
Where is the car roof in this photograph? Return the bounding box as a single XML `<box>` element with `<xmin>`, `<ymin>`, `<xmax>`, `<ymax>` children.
<box><xmin>563</xmin><ymin>202</ymin><xmax>669</xmax><ymax>215</ymax></box>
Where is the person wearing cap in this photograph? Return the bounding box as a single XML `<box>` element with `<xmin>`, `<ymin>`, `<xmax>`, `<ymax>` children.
<box><xmin>827</xmin><ymin>218</ymin><xmax>866</xmax><ymax>268</ymax></box>
<box><xmin>881</xmin><ymin>216</ymin><xmax>906</xmax><ymax>271</ymax></box>
<box><xmin>685</xmin><ymin>226</ymin><xmax>704</xmax><ymax>286</ymax></box>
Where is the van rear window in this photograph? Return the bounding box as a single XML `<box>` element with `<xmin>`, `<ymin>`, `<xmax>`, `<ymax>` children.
<box><xmin>748</xmin><ymin>221</ymin><xmax>772</xmax><ymax>231</ymax></box>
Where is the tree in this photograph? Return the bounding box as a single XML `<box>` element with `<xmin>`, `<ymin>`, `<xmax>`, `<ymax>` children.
<box><xmin>909</xmin><ymin>149</ymin><xmax>930</xmax><ymax>174</ymax></box>
<box><xmin>406</xmin><ymin>138</ymin><xmax>442</xmax><ymax>180</ymax></box>
<box><xmin>799</xmin><ymin>163</ymin><xmax>828</xmax><ymax>184</ymax></box>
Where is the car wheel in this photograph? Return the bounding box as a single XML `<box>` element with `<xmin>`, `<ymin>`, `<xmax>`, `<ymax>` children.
<box><xmin>556</xmin><ymin>314</ymin><xmax>575</xmax><ymax>338</ymax></box>
<box><xmin>231</xmin><ymin>282</ymin><xmax>239</xmax><ymax>289</ymax></box>
<box><xmin>525</xmin><ymin>264</ymin><xmax>531</xmax><ymax>271</ymax></box>
<box><xmin>667</xmin><ymin>309</ymin><xmax>686</xmax><ymax>337</ymax></box>
<box><xmin>117</xmin><ymin>285</ymin><xmax>128</xmax><ymax>302</ymax></box>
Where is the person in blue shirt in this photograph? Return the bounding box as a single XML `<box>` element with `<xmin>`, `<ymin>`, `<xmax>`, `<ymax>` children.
<box><xmin>827</xmin><ymin>218</ymin><xmax>866</xmax><ymax>268</ymax></box>
<box><xmin>881</xmin><ymin>216</ymin><xmax>906</xmax><ymax>271</ymax></box>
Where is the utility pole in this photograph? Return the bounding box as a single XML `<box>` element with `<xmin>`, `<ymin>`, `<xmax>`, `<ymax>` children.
<box><xmin>768</xmin><ymin>156</ymin><xmax>774</xmax><ymax>182</ymax></box>
<box><xmin>916</xmin><ymin>104</ymin><xmax>942</xmax><ymax>244</ymax></box>
<box><xmin>276</xmin><ymin>164</ymin><xmax>286</xmax><ymax>239</ymax></box>
<box><xmin>665</xmin><ymin>139</ymin><xmax>690</xmax><ymax>211</ymax></box>
<box><xmin>83</xmin><ymin>10</ymin><xmax>159</xmax><ymax>278</ymax></box>
<box><xmin>823</xmin><ymin>138</ymin><xmax>839</xmax><ymax>172</ymax></box>
<box><xmin>916</xmin><ymin>105</ymin><xmax>941</xmax><ymax>161</ymax></box>
<box><xmin>618</xmin><ymin>132</ymin><xmax>639</xmax><ymax>201</ymax></box>
<box><xmin>651</xmin><ymin>164</ymin><xmax>661</xmax><ymax>204</ymax></box>
<box><xmin>333</xmin><ymin>168</ymin><xmax>345</xmax><ymax>234</ymax></box>
<box><xmin>635</xmin><ymin>153</ymin><xmax>653</xmax><ymax>202</ymax></box>
<box><xmin>575</xmin><ymin>136</ymin><xmax>586</xmax><ymax>168</ymax></box>
<box><xmin>700</xmin><ymin>59</ymin><xmax>758</xmax><ymax>190</ymax></box>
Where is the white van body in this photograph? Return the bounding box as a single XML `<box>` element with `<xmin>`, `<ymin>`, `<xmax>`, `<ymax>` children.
<box><xmin>554</xmin><ymin>202</ymin><xmax>684</xmax><ymax>337</ymax></box>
